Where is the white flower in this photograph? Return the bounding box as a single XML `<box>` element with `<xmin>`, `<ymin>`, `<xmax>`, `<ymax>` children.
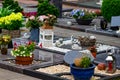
<box><xmin>81</xmin><ymin>36</ymin><xmax>85</xmax><ymax>38</ymax></box>
<box><xmin>11</xmin><ymin>51</ymin><xmax>13</xmax><ymax>56</ymax></box>
<box><xmin>16</xmin><ymin>54</ymin><xmax>19</xmax><ymax>56</ymax></box>
<box><xmin>90</xmin><ymin>36</ymin><xmax>96</xmax><ymax>39</ymax></box>
<box><xmin>29</xmin><ymin>16</ymin><xmax>35</xmax><ymax>20</ymax></box>
<box><xmin>38</xmin><ymin>15</ymin><xmax>48</xmax><ymax>22</ymax></box>
<box><xmin>30</xmin><ymin>52</ymin><xmax>33</xmax><ymax>54</ymax></box>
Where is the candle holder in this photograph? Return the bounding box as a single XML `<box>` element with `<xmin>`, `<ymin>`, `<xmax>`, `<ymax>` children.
<box><xmin>105</xmin><ymin>52</ymin><xmax>116</xmax><ymax>73</ymax></box>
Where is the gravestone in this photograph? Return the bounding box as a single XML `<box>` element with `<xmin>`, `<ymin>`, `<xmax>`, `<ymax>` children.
<box><xmin>110</xmin><ymin>16</ymin><xmax>120</xmax><ymax>31</ymax></box>
<box><xmin>50</xmin><ymin>0</ymin><xmax>62</xmax><ymax>18</ymax></box>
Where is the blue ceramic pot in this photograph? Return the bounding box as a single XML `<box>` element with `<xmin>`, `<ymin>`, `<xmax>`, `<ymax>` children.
<box><xmin>30</xmin><ymin>28</ymin><xmax>39</xmax><ymax>43</ymax></box>
<box><xmin>70</xmin><ymin>63</ymin><xmax>95</xmax><ymax>80</ymax></box>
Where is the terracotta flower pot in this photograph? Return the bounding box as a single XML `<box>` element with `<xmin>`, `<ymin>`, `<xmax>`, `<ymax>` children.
<box><xmin>42</xmin><ymin>23</ymin><xmax>53</xmax><ymax>29</ymax></box>
<box><xmin>15</xmin><ymin>55</ymin><xmax>33</xmax><ymax>65</ymax></box>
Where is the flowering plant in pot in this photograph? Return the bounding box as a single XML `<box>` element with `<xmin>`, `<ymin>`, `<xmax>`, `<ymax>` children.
<box><xmin>25</xmin><ymin>16</ymin><xmax>42</xmax><ymax>29</ymax></box>
<box><xmin>0</xmin><ymin>12</ymin><xmax>23</xmax><ymax>30</ymax></box>
<box><xmin>70</xmin><ymin>56</ymin><xmax>95</xmax><ymax>80</ymax></box>
<box><xmin>11</xmin><ymin>41</ymin><xmax>35</xmax><ymax>65</ymax></box>
<box><xmin>71</xmin><ymin>9</ymin><xmax>97</xmax><ymax>25</ymax></box>
<box><xmin>38</xmin><ymin>14</ymin><xmax>57</xmax><ymax>29</ymax></box>
<box><xmin>0</xmin><ymin>34</ymin><xmax>11</xmax><ymax>55</ymax></box>
<box><xmin>25</xmin><ymin>16</ymin><xmax>42</xmax><ymax>42</ymax></box>
<box><xmin>0</xmin><ymin>12</ymin><xmax>23</xmax><ymax>38</ymax></box>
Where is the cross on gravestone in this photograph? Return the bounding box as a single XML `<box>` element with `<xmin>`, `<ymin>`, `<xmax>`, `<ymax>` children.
<box><xmin>110</xmin><ymin>16</ymin><xmax>120</xmax><ymax>30</ymax></box>
<box><xmin>50</xmin><ymin>0</ymin><xmax>62</xmax><ymax>18</ymax></box>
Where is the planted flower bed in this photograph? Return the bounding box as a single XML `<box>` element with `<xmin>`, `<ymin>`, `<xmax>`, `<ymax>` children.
<box><xmin>24</xmin><ymin>63</ymin><xmax>109</xmax><ymax>80</ymax></box>
<box><xmin>0</xmin><ymin>48</ymin><xmax>64</xmax><ymax>73</ymax></box>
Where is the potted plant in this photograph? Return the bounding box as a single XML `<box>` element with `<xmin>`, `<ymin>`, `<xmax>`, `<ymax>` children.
<box><xmin>0</xmin><ymin>7</ymin><xmax>14</xmax><ymax>17</ymax></box>
<box><xmin>37</xmin><ymin>0</ymin><xmax>59</xmax><ymax>17</ymax></box>
<box><xmin>71</xmin><ymin>9</ymin><xmax>97</xmax><ymax>25</ymax></box>
<box><xmin>70</xmin><ymin>56</ymin><xmax>95</xmax><ymax>80</ymax></box>
<box><xmin>26</xmin><ymin>16</ymin><xmax>42</xmax><ymax>42</ymax></box>
<box><xmin>11</xmin><ymin>41</ymin><xmax>35</xmax><ymax>65</ymax></box>
<box><xmin>0</xmin><ymin>34</ymin><xmax>11</xmax><ymax>55</ymax></box>
<box><xmin>0</xmin><ymin>7</ymin><xmax>14</xmax><ymax>33</ymax></box>
<box><xmin>38</xmin><ymin>14</ymin><xmax>57</xmax><ymax>29</ymax></box>
<box><xmin>0</xmin><ymin>12</ymin><xmax>23</xmax><ymax>38</ymax></box>
<box><xmin>2</xmin><ymin>0</ymin><xmax>23</xmax><ymax>13</ymax></box>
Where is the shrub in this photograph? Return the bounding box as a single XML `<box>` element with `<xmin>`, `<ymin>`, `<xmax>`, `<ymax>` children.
<box><xmin>0</xmin><ymin>7</ymin><xmax>14</xmax><ymax>17</ymax></box>
<box><xmin>37</xmin><ymin>0</ymin><xmax>59</xmax><ymax>17</ymax></box>
<box><xmin>2</xmin><ymin>0</ymin><xmax>23</xmax><ymax>13</ymax></box>
<box><xmin>101</xmin><ymin>0</ymin><xmax>120</xmax><ymax>22</ymax></box>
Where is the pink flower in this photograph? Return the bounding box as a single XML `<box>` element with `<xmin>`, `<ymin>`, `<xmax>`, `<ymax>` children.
<box><xmin>38</xmin><ymin>15</ymin><xmax>48</xmax><ymax>22</ymax></box>
<box><xmin>29</xmin><ymin>16</ymin><xmax>35</xmax><ymax>20</ymax></box>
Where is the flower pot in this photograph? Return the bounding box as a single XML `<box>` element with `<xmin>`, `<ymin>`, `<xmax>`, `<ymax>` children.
<box><xmin>76</xmin><ymin>19</ymin><xmax>92</xmax><ymax>25</ymax></box>
<box><xmin>70</xmin><ymin>63</ymin><xmax>95</xmax><ymax>80</ymax></box>
<box><xmin>2</xmin><ymin>29</ymin><xmax>21</xmax><ymax>38</ymax></box>
<box><xmin>42</xmin><ymin>23</ymin><xmax>53</xmax><ymax>29</ymax></box>
<box><xmin>1</xmin><ymin>44</ymin><xmax>8</xmax><ymax>55</ymax></box>
<box><xmin>30</xmin><ymin>28</ymin><xmax>39</xmax><ymax>43</ymax></box>
<box><xmin>15</xmin><ymin>55</ymin><xmax>33</xmax><ymax>65</ymax></box>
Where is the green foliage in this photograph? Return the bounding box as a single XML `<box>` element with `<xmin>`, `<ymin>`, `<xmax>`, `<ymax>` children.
<box><xmin>0</xmin><ymin>12</ymin><xmax>23</xmax><ymax>30</ymax></box>
<box><xmin>11</xmin><ymin>42</ymin><xmax>35</xmax><ymax>57</ymax></box>
<box><xmin>71</xmin><ymin>9</ymin><xmax>97</xmax><ymax>20</ymax></box>
<box><xmin>0</xmin><ymin>7</ymin><xmax>14</xmax><ymax>17</ymax></box>
<box><xmin>0</xmin><ymin>34</ymin><xmax>11</xmax><ymax>45</ymax></box>
<box><xmin>2</xmin><ymin>0</ymin><xmax>23</xmax><ymax>13</ymax></box>
<box><xmin>101</xmin><ymin>0</ymin><xmax>120</xmax><ymax>22</ymax></box>
<box><xmin>39</xmin><ymin>14</ymin><xmax>57</xmax><ymax>26</ymax></box>
<box><xmin>25</xmin><ymin>16</ymin><xmax>42</xmax><ymax>28</ymax></box>
<box><xmin>80</xmin><ymin>56</ymin><xmax>91</xmax><ymax>68</ymax></box>
<box><xmin>37</xmin><ymin>0</ymin><xmax>59</xmax><ymax>17</ymax></box>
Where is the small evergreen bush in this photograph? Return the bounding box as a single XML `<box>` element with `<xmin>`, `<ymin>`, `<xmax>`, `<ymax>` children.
<box><xmin>101</xmin><ymin>0</ymin><xmax>120</xmax><ymax>22</ymax></box>
<box><xmin>2</xmin><ymin>0</ymin><xmax>23</xmax><ymax>13</ymax></box>
<box><xmin>37</xmin><ymin>0</ymin><xmax>59</xmax><ymax>17</ymax></box>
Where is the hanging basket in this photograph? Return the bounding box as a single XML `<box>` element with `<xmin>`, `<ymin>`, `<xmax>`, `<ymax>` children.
<box><xmin>15</xmin><ymin>55</ymin><xmax>33</xmax><ymax>65</ymax></box>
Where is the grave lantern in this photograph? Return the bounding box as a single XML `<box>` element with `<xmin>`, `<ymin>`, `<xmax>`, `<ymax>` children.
<box><xmin>105</xmin><ymin>52</ymin><xmax>116</xmax><ymax>73</ymax></box>
<box><xmin>39</xmin><ymin>28</ymin><xmax>54</xmax><ymax>47</ymax></box>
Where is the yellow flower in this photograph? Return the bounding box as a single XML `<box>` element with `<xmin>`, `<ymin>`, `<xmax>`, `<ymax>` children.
<box><xmin>0</xmin><ymin>12</ymin><xmax>23</xmax><ymax>30</ymax></box>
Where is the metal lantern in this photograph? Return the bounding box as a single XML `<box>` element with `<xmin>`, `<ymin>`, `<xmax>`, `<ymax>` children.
<box><xmin>105</xmin><ymin>52</ymin><xmax>116</xmax><ymax>73</ymax></box>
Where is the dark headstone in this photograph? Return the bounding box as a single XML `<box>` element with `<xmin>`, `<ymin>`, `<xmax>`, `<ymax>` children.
<box><xmin>50</xmin><ymin>0</ymin><xmax>62</xmax><ymax>18</ymax></box>
<box><xmin>110</xmin><ymin>16</ymin><xmax>120</xmax><ymax>31</ymax></box>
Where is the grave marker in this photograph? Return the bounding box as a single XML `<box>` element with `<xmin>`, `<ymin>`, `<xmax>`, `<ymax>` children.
<box><xmin>111</xmin><ymin>16</ymin><xmax>120</xmax><ymax>30</ymax></box>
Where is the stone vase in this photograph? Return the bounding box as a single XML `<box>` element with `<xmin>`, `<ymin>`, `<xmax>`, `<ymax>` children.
<box><xmin>100</xmin><ymin>18</ymin><xmax>108</xmax><ymax>30</ymax></box>
<box><xmin>1</xmin><ymin>44</ymin><xmax>8</xmax><ymax>55</ymax></box>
